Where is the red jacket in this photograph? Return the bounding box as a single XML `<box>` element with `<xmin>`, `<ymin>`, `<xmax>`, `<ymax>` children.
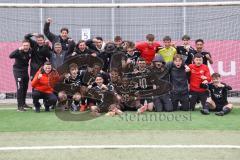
<box><xmin>31</xmin><ymin>69</ymin><xmax>59</xmax><ymax>94</ymax></box>
<box><xmin>136</xmin><ymin>41</ymin><xmax>160</xmax><ymax>64</ymax></box>
<box><xmin>189</xmin><ymin>64</ymin><xmax>211</xmax><ymax>93</ymax></box>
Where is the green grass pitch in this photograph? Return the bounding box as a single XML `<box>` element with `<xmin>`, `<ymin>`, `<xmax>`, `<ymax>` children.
<box><xmin>0</xmin><ymin>105</ymin><xmax>240</xmax><ymax>160</ymax></box>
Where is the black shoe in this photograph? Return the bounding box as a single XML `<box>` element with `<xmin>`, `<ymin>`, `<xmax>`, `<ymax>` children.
<box><xmin>23</xmin><ymin>104</ymin><xmax>32</xmax><ymax>109</ymax></box>
<box><xmin>45</xmin><ymin>106</ymin><xmax>50</xmax><ymax>112</ymax></box>
<box><xmin>35</xmin><ymin>107</ymin><xmax>40</xmax><ymax>113</ymax></box>
<box><xmin>200</xmin><ymin>109</ymin><xmax>210</xmax><ymax>115</ymax></box>
<box><xmin>215</xmin><ymin>111</ymin><xmax>224</xmax><ymax>116</ymax></box>
<box><xmin>17</xmin><ymin>107</ymin><xmax>26</xmax><ymax>112</ymax></box>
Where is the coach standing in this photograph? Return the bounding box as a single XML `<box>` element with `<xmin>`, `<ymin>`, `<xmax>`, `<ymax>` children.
<box><xmin>9</xmin><ymin>40</ymin><xmax>32</xmax><ymax>112</ymax></box>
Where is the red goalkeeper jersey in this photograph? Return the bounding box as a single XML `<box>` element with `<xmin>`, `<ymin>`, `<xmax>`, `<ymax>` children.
<box><xmin>189</xmin><ymin>64</ymin><xmax>211</xmax><ymax>93</ymax></box>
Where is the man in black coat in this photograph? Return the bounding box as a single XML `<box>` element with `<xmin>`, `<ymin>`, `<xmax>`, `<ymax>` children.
<box><xmin>9</xmin><ymin>40</ymin><xmax>32</xmax><ymax>111</ymax></box>
<box><xmin>24</xmin><ymin>33</ymin><xmax>51</xmax><ymax>80</ymax></box>
<box><xmin>85</xmin><ymin>37</ymin><xmax>105</xmax><ymax>54</ymax></box>
<box><xmin>44</xmin><ymin>18</ymin><xmax>74</xmax><ymax>51</ymax></box>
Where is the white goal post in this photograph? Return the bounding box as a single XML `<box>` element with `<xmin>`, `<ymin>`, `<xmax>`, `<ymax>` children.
<box><xmin>0</xmin><ymin>1</ymin><xmax>240</xmax><ymax>8</ymax></box>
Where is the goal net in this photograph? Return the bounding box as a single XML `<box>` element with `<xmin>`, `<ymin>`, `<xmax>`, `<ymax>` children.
<box><xmin>0</xmin><ymin>0</ymin><xmax>240</xmax><ymax>98</ymax></box>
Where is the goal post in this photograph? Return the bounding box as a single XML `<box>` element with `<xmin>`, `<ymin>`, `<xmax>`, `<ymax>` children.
<box><xmin>0</xmin><ymin>1</ymin><xmax>239</xmax><ymax>96</ymax></box>
<box><xmin>1</xmin><ymin>1</ymin><xmax>240</xmax><ymax>8</ymax></box>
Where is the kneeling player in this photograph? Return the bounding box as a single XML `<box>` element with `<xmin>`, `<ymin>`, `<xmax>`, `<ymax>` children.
<box><xmin>201</xmin><ymin>73</ymin><xmax>233</xmax><ymax>116</ymax></box>
<box><xmin>132</xmin><ymin>58</ymin><xmax>154</xmax><ymax>113</ymax></box>
<box><xmin>151</xmin><ymin>55</ymin><xmax>173</xmax><ymax>112</ymax></box>
<box><xmin>115</xmin><ymin>76</ymin><xmax>142</xmax><ymax>112</ymax></box>
<box><xmin>167</xmin><ymin>54</ymin><xmax>190</xmax><ymax>111</ymax></box>
<box><xmin>88</xmin><ymin>75</ymin><xmax>122</xmax><ymax>116</ymax></box>
<box><xmin>58</xmin><ymin>63</ymin><xmax>86</xmax><ymax>112</ymax></box>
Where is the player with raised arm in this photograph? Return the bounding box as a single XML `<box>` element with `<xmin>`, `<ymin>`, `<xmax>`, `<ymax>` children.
<box><xmin>44</xmin><ymin>17</ymin><xmax>74</xmax><ymax>51</ymax></box>
<box><xmin>24</xmin><ymin>33</ymin><xmax>51</xmax><ymax>80</ymax></box>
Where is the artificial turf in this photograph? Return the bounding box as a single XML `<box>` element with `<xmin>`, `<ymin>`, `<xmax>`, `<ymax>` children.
<box><xmin>0</xmin><ymin>105</ymin><xmax>239</xmax><ymax>132</ymax></box>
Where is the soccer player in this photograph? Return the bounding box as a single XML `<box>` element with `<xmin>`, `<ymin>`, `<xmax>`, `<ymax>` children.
<box><xmin>88</xmin><ymin>74</ymin><xmax>122</xmax><ymax>116</ymax></box>
<box><xmin>176</xmin><ymin>35</ymin><xmax>195</xmax><ymax>65</ymax></box>
<box><xmin>122</xmin><ymin>41</ymin><xmax>140</xmax><ymax>73</ymax></box>
<box><xmin>9</xmin><ymin>40</ymin><xmax>32</xmax><ymax>111</ymax></box>
<box><xmin>200</xmin><ymin>73</ymin><xmax>233</xmax><ymax>116</ymax></box>
<box><xmin>136</xmin><ymin>34</ymin><xmax>160</xmax><ymax>64</ymax></box>
<box><xmin>100</xmin><ymin>42</ymin><xmax>118</xmax><ymax>72</ymax></box>
<box><xmin>114</xmin><ymin>76</ymin><xmax>141</xmax><ymax>111</ymax></box>
<box><xmin>71</xmin><ymin>40</ymin><xmax>96</xmax><ymax>57</ymax></box>
<box><xmin>151</xmin><ymin>55</ymin><xmax>173</xmax><ymax>112</ymax></box>
<box><xmin>158</xmin><ymin>36</ymin><xmax>177</xmax><ymax>63</ymax></box>
<box><xmin>194</xmin><ymin>39</ymin><xmax>213</xmax><ymax>65</ymax></box>
<box><xmin>31</xmin><ymin>62</ymin><xmax>58</xmax><ymax>112</ymax></box>
<box><xmin>81</xmin><ymin>63</ymin><xmax>110</xmax><ymax>87</ymax></box>
<box><xmin>132</xmin><ymin>58</ymin><xmax>154</xmax><ymax>113</ymax></box>
<box><xmin>188</xmin><ymin>53</ymin><xmax>211</xmax><ymax>111</ymax></box>
<box><xmin>44</xmin><ymin>18</ymin><xmax>73</xmax><ymax>51</ymax></box>
<box><xmin>24</xmin><ymin>33</ymin><xmax>51</xmax><ymax>80</ymax></box>
<box><xmin>86</xmin><ymin>37</ymin><xmax>106</xmax><ymax>54</ymax></box>
<box><xmin>109</xmin><ymin>68</ymin><xmax>122</xmax><ymax>88</ymax></box>
<box><xmin>166</xmin><ymin>54</ymin><xmax>190</xmax><ymax>111</ymax></box>
<box><xmin>114</xmin><ymin>35</ymin><xmax>124</xmax><ymax>51</ymax></box>
<box><xmin>58</xmin><ymin>63</ymin><xmax>87</xmax><ymax>112</ymax></box>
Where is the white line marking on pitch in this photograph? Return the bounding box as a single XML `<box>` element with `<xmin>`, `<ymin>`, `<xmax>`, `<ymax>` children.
<box><xmin>0</xmin><ymin>145</ymin><xmax>240</xmax><ymax>151</ymax></box>
<box><xmin>0</xmin><ymin>108</ymin><xmax>16</xmax><ymax>110</ymax></box>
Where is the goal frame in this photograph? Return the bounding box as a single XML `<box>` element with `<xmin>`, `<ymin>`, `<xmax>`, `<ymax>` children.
<box><xmin>0</xmin><ymin>1</ymin><xmax>240</xmax><ymax>8</ymax></box>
